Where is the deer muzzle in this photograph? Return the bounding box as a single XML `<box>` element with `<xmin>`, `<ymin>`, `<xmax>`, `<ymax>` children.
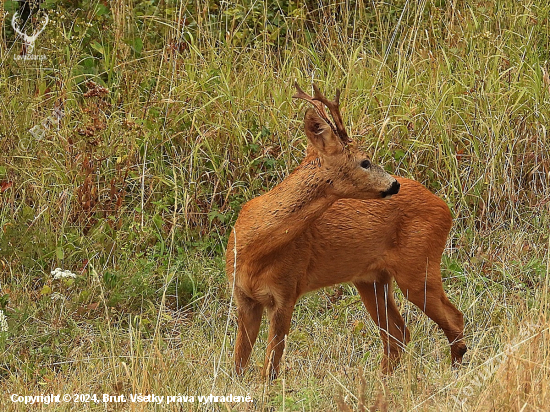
<box><xmin>381</xmin><ymin>180</ymin><xmax>400</xmax><ymax>198</ymax></box>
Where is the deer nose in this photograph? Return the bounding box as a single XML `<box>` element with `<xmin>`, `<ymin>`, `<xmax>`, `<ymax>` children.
<box><xmin>381</xmin><ymin>180</ymin><xmax>400</xmax><ymax>198</ymax></box>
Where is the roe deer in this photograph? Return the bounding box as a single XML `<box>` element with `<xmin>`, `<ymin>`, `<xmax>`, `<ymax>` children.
<box><xmin>226</xmin><ymin>83</ymin><xmax>467</xmax><ymax>379</ymax></box>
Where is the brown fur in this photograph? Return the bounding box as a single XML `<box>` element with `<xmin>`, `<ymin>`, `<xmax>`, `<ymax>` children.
<box><xmin>226</xmin><ymin>101</ymin><xmax>466</xmax><ymax>380</ymax></box>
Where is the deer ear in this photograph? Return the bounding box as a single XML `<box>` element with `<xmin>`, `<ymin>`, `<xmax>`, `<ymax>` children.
<box><xmin>303</xmin><ymin>108</ymin><xmax>342</xmax><ymax>155</ymax></box>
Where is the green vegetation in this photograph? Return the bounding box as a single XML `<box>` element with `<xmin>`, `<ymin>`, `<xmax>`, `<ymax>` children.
<box><xmin>0</xmin><ymin>0</ymin><xmax>549</xmax><ymax>410</ymax></box>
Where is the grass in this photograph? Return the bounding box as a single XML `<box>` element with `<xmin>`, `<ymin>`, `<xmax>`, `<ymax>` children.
<box><xmin>0</xmin><ymin>0</ymin><xmax>549</xmax><ymax>410</ymax></box>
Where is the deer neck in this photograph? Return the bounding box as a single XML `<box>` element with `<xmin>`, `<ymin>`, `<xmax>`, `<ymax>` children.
<box><xmin>235</xmin><ymin>159</ymin><xmax>336</xmax><ymax>258</ymax></box>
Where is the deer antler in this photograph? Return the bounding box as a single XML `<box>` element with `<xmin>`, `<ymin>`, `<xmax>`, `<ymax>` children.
<box><xmin>311</xmin><ymin>84</ymin><xmax>349</xmax><ymax>144</ymax></box>
<box><xmin>293</xmin><ymin>82</ymin><xmax>332</xmax><ymax>125</ymax></box>
<box><xmin>293</xmin><ymin>82</ymin><xmax>349</xmax><ymax>144</ymax></box>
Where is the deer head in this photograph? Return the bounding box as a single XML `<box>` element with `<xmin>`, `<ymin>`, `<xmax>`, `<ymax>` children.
<box><xmin>11</xmin><ymin>11</ymin><xmax>49</xmax><ymax>55</ymax></box>
<box><xmin>293</xmin><ymin>82</ymin><xmax>400</xmax><ymax>199</ymax></box>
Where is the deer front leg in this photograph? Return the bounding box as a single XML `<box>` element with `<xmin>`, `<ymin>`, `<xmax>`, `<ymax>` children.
<box><xmin>234</xmin><ymin>289</ymin><xmax>264</xmax><ymax>375</ymax></box>
<box><xmin>263</xmin><ymin>302</ymin><xmax>295</xmax><ymax>380</ymax></box>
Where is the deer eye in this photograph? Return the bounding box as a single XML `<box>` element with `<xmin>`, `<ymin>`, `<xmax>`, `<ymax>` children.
<box><xmin>360</xmin><ymin>159</ymin><xmax>371</xmax><ymax>169</ymax></box>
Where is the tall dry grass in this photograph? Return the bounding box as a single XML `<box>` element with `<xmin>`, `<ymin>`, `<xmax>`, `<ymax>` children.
<box><xmin>0</xmin><ymin>0</ymin><xmax>548</xmax><ymax>410</ymax></box>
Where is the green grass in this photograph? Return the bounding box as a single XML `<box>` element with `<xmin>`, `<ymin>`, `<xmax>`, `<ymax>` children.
<box><xmin>0</xmin><ymin>0</ymin><xmax>549</xmax><ymax>410</ymax></box>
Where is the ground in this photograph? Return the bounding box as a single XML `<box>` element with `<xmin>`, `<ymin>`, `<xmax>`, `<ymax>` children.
<box><xmin>0</xmin><ymin>0</ymin><xmax>549</xmax><ymax>410</ymax></box>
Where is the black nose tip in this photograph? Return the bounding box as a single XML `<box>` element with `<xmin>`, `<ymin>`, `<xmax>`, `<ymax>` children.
<box><xmin>381</xmin><ymin>180</ymin><xmax>400</xmax><ymax>198</ymax></box>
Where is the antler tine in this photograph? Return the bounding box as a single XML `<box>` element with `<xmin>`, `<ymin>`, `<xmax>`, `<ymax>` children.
<box><xmin>311</xmin><ymin>84</ymin><xmax>349</xmax><ymax>143</ymax></box>
<box><xmin>292</xmin><ymin>82</ymin><xmax>312</xmax><ymax>101</ymax></box>
<box><xmin>293</xmin><ymin>82</ymin><xmax>333</xmax><ymax>127</ymax></box>
<box><xmin>334</xmin><ymin>89</ymin><xmax>341</xmax><ymax>105</ymax></box>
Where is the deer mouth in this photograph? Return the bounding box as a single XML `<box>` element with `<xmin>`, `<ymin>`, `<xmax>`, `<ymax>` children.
<box><xmin>381</xmin><ymin>180</ymin><xmax>400</xmax><ymax>198</ymax></box>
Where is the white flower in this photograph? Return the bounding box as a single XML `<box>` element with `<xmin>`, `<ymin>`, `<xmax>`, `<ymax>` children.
<box><xmin>0</xmin><ymin>310</ymin><xmax>7</xmax><ymax>332</ymax></box>
<box><xmin>51</xmin><ymin>268</ymin><xmax>77</xmax><ymax>280</ymax></box>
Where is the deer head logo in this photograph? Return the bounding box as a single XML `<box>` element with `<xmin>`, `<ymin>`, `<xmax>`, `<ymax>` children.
<box><xmin>11</xmin><ymin>11</ymin><xmax>49</xmax><ymax>55</ymax></box>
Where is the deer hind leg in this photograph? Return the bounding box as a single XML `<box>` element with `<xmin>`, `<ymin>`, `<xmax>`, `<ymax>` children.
<box><xmin>263</xmin><ymin>301</ymin><xmax>295</xmax><ymax>380</ymax></box>
<box><xmin>354</xmin><ymin>280</ymin><xmax>411</xmax><ymax>374</ymax></box>
<box><xmin>394</xmin><ymin>263</ymin><xmax>467</xmax><ymax>366</ymax></box>
<box><xmin>234</xmin><ymin>289</ymin><xmax>264</xmax><ymax>375</ymax></box>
